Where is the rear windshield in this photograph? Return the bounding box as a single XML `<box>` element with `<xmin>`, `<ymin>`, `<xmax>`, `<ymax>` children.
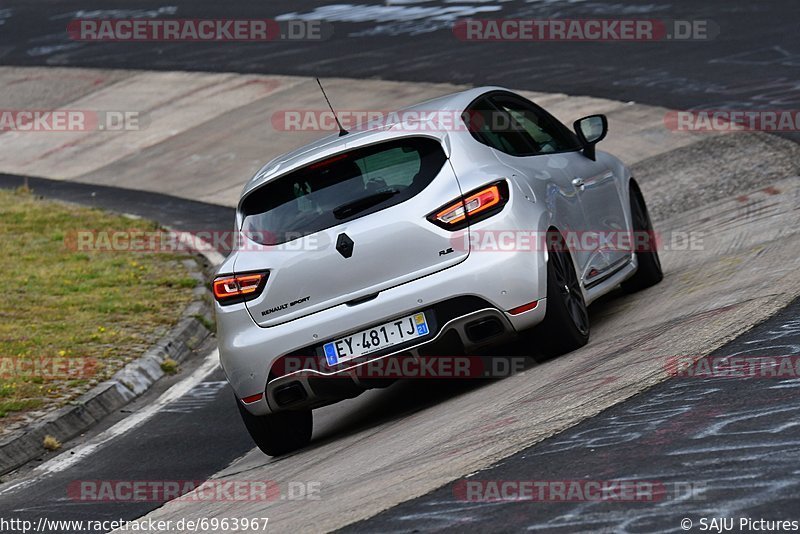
<box><xmin>240</xmin><ymin>137</ymin><xmax>447</xmax><ymax>245</ymax></box>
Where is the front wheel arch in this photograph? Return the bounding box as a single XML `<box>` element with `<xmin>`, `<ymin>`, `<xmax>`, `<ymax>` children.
<box><xmin>621</xmin><ymin>181</ymin><xmax>663</xmax><ymax>292</ymax></box>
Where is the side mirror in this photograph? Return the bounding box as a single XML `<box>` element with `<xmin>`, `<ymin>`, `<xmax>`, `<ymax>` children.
<box><xmin>573</xmin><ymin>114</ymin><xmax>608</xmax><ymax>161</ymax></box>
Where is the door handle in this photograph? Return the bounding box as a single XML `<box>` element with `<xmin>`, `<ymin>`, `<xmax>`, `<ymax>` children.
<box><xmin>572</xmin><ymin>177</ymin><xmax>585</xmax><ymax>190</ymax></box>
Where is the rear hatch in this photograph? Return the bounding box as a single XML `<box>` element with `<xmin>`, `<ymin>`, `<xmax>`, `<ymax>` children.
<box><xmin>233</xmin><ymin>136</ymin><xmax>468</xmax><ymax>326</ymax></box>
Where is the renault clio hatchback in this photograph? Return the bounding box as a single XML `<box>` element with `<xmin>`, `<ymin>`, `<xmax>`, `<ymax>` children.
<box><xmin>213</xmin><ymin>87</ymin><xmax>662</xmax><ymax>455</ymax></box>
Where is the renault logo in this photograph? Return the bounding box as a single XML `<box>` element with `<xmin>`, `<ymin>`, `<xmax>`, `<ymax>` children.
<box><xmin>336</xmin><ymin>233</ymin><xmax>354</xmax><ymax>258</ymax></box>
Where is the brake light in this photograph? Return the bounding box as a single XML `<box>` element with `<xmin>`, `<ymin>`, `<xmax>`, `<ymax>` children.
<box><xmin>428</xmin><ymin>181</ymin><xmax>509</xmax><ymax>229</ymax></box>
<box><xmin>213</xmin><ymin>272</ymin><xmax>268</xmax><ymax>304</ymax></box>
<box><xmin>308</xmin><ymin>153</ymin><xmax>348</xmax><ymax>169</ymax></box>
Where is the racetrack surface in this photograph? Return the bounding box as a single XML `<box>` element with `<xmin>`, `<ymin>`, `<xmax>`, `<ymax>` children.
<box><xmin>112</xmin><ymin>166</ymin><xmax>800</xmax><ymax>532</ymax></box>
<box><xmin>2</xmin><ymin>3</ymin><xmax>800</xmax><ymax>530</ymax></box>
<box><xmin>0</xmin><ymin>346</ymin><xmax>255</xmax><ymax>531</ymax></box>
<box><xmin>343</xmin><ymin>296</ymin><xmax>800</xmax><ymax>532</ymax></box>
<box><xmin>1</xmin><ymin>68</ymin><xmax>800</xmax><ymax>532</ymax></box>
<box><xmin>7</xmin><ymin>146</ymin><xmax>793</xmax><ymax>531</ymax></box>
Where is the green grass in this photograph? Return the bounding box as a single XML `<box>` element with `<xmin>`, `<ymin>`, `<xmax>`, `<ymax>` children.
<box><xmin>160</xmin><ymin>358</ymin><xmax>179</xmax><ymax>375</ymax></box>
<box><xmin>0</xmin><ymin>188</ymin><xmax>199</xmax><ymax>424</ymax></box>
<box><xmin>192</xmin><ymin>313</ymin><xmax>216</xmax><ymax>332</ymax></box>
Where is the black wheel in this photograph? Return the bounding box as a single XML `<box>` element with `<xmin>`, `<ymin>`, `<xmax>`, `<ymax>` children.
<box><xmin>533</xmin><ymin>231</ymin><xmax>590</xmax><ymax>356</ymax></box>
<box><xmin>621</xmin><ymin>182</ymin><xmax>663</xmax><ymax>293</ymax></box>
<box><xmin>236</xmin><ymin>395</ymin><xmax>312</xmax><ymax>456</ymax></box>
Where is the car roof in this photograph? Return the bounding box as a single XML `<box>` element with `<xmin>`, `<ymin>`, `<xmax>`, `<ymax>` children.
<box><xmin>240</xmin><ymin>86</ymin><xmax>508</xmax><ymax>198</ymax></box>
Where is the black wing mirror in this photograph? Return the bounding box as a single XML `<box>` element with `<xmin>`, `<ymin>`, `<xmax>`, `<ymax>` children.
<box><xmin>573</xmin><ymin>114</ymin><xmax>608</xmax><ymax>161</ymax></box>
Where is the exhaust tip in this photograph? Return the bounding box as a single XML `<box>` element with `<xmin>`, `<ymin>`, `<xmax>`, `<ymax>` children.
<box><xmin>273</xmin><ymin>382</ymin><xmax>308</xmax><ymax>407</ymax></box>
<box><xmin>465</xmin><ymin>318</ymin><xmax>504</xmax><ymax>342</ymax></box>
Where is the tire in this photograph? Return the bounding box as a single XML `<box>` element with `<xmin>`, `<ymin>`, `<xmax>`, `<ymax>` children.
<box><xmin>621</xmin><ymin>182</ymin><xmax>663</xmax><ymax>293</ymax></box>
<box><xmin>533</xmin><ymin>231</ymin><xmax>590</xmax><ymax>356</ymax></box>
<box><xmin>236</xmin><ymin>395</ymin><xmax>312</xmax><ymax>456</ymax></box>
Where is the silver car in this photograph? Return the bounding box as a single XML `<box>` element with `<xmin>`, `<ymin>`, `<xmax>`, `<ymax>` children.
<box><xmin>214</xmin><ymin>87</ymin><xmax>662</xmax><ymax>455</ymax></box>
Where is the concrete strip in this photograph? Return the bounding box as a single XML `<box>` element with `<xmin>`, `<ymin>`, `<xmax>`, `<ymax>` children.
<box><xmin>0</xmin><ymin>66</ymin><xmax>705</xmax><ymax>207</ymax></box>
<box><xmin>0</xmin><ymin>71</ymin><xmax>301</xmax><ymax>179</ymax></box>
<box><xmin>74</xmin><ymin>75</ymin><xmax>474</xmax><ymax>206</ymax></box>
<box><xmin>0</xmin><ymin>67</ymin><xmax>136</xmax><ymax>110</ymax></box>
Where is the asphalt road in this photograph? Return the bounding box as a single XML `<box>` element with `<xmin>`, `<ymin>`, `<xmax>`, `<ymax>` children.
<box><xmin>2</xmin><ymin>1</ymin><xmax>800</xmax><ymax>531</ymax></box>
<box><xmin>78</xmin><ymin>170</ymin><xmax>800</xmax><ymax>532</ymax></box>
<box><xmin>0</xmin><ymin>342</ymin><xmax>254</xmax><ymax>532</ymax></box>
<box><xmin>343</xmin><ymin>296</ymin><xmax>800</xmax><ymax>533</ymax></box>
<box><xmin>0</xmin><ymin>176</ymin><xmax>238</xmax><ymax>530</ymax></box>
<box><xmin>0</xmin><ymin>0</ymin><xmax>798</xmax><ymax>120</ymax></box>
<box><xmin>0</xmin><ymin>174</ymin><xmax>233</xmax><ymax>234</ymax></box>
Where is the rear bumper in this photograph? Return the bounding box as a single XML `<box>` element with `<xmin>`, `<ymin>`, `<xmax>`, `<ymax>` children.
<box><xmin>217</xmin><ymin>246</ymin><xmax>547</xmax><ymax>415</ymax></box>
<box><xmin>263</xmin><ymin>302</ymin><xmax>547</xmax><ymax>412</ymax></box>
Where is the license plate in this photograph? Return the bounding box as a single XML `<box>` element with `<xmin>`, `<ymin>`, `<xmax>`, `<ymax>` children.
<box><xmin>323</xmin><ymin>312</ymin><xmax>429</xmax><ymax>366</ymax></box>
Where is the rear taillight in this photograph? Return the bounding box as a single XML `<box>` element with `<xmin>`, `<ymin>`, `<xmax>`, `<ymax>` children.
<box><xmin>427</xmin><ymin>180</ymin><xmax>509</xmax><ymax>230</ymax></box>
<box><xmin>213</xmin><ymin>272</ymin><xmax>268</xmax><ymax>305</ymax></box>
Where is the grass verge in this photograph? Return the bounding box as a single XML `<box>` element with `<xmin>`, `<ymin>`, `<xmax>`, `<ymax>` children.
<box><xmin>0</xmin><ymin>187</ymin><xmax>199</xmax><ymax>428</ymax></box>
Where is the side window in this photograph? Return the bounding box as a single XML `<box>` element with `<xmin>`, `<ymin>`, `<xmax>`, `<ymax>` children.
<box><xmin>490</xmin><ymin>95</ymin><xmax>581</xmax><ymax>154</ymax></box>
<box><xmin>463</xmin><ymin>93</ymin><xmax>581</xmax><ymax>156</ymax></box>
<box><xmin>462</xmin><ymin>97</ymin><xmax>538</xmax><ymax>157</ymax></box>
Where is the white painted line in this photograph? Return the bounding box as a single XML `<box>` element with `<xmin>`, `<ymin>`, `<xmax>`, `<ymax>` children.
<box><xmin>0</xmin><ymin>349</ymin><xmax>221</xmax><ymax>496</ymax></box>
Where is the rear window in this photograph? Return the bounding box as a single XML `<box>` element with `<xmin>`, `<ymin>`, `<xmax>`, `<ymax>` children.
<box><xmin>240</xmin><ymin>137</ymin><xmax>447</xmax><ymax>245</ymax></box>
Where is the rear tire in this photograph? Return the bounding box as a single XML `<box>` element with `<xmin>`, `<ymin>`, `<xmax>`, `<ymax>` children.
<box><xmin>533</xmin><ymin>231</ymin><xmax>590</xmax><ymax>356</ymax></box>
<box><xmin>236</xmin><ymin>395</ymin><xmax>312</xmax><ymax>456</ymax></box>
<box><xmin>621</xmin><ymin>182</ymin><xmax>663</xmax><ymax>293</ymax></box>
